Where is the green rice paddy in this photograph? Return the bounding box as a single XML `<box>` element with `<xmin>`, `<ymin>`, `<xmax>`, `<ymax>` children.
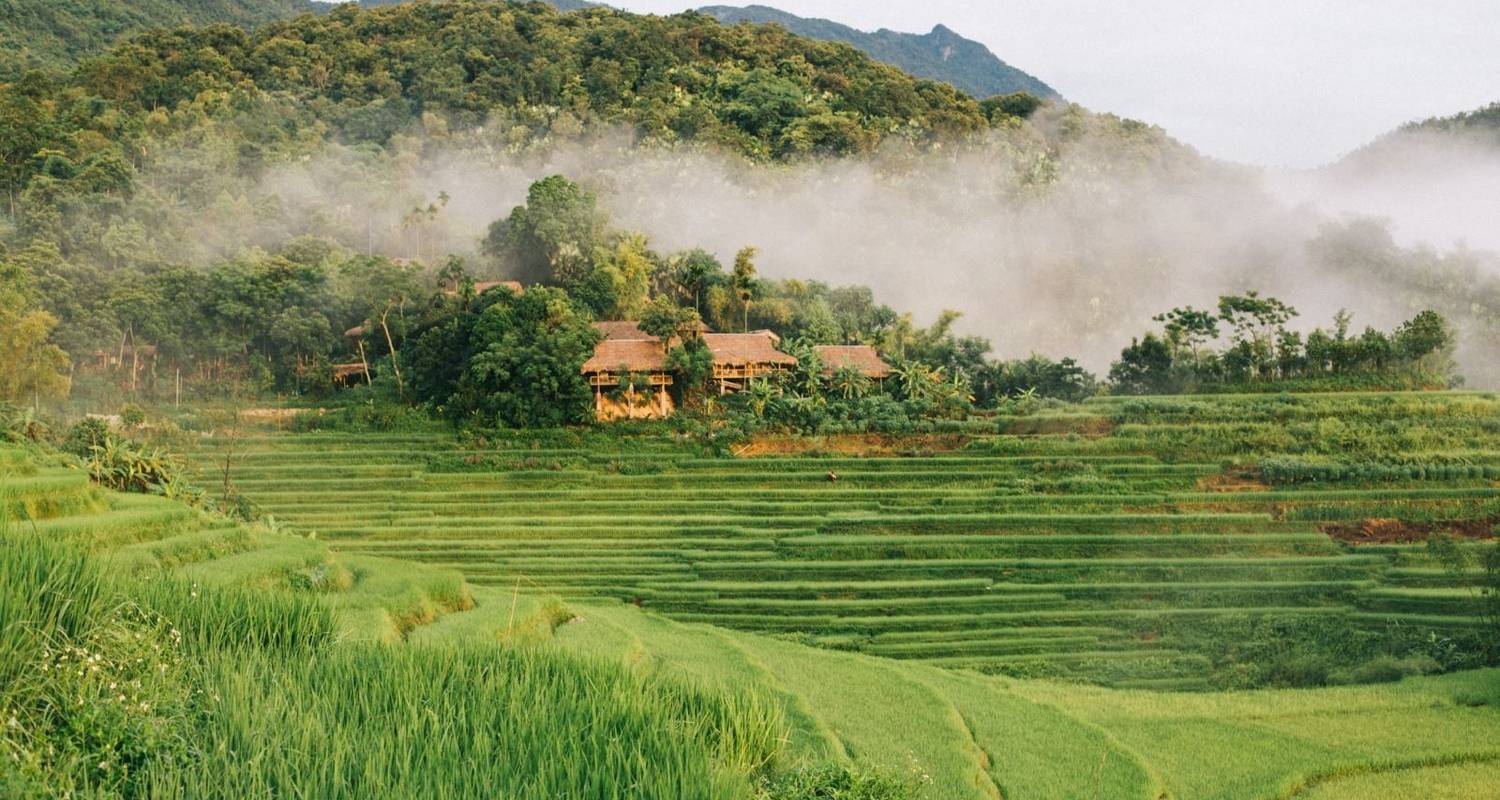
<box><xmin>176</xmin><ymin>392</ymin><xmax>1500</xmax><ymax>687</ymax></box>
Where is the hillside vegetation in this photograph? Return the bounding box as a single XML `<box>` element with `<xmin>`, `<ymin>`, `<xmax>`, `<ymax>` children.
<box><xmin>0</xmin><ymin>0</ymin><xmax>317</xmax><ymax>78</ymax></box>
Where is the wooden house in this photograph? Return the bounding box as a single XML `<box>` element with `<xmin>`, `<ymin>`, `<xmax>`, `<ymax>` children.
<box><xmin>813</xmin><ymin>345</ymin><xmax>891</xmax><ymax>381</ymax></box>
<box><xmin>580</xmin><ymin>325</ymin><xmax>675</xmax><ymax>420</ymax></box>
<box><xmin>703</xmin><ymin>332</ymin><xmax>798</xmax><ymax>394</ymax></box>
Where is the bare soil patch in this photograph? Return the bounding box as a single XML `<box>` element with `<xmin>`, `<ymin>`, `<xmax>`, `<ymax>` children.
<box><xmin>737</xmin><ymin>433</ymin><xmax>970</xmax><ymax>457</ymax></box>
<box><xmin>1197</xmin><ymin>469</ymin><xmax>1272</xmax><ymax>493</ymax></box>
<box><xmin>238</xmin><ymin>407</ymin><xmax>314</xmax><ymax>421</ymax></box>
<box><xmin>1322</xmin><ymin>516</ymin><xmax>1500</xmax><ymax>544</ymax></box>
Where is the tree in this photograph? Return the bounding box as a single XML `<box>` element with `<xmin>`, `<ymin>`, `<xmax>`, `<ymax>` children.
<box><xmin>828</xmin><ymin>365</ymin><xmax>871</xmax><ymax>401</ymax></box>
<box><xmin>1217</xmin><ymin>291</ymin><xmax>1297</xmax><ymax>379</ymax></box>
<box><xmin>638</xmin><ymin>296</ymin><xmax>699</xmax><ymax>340</ymax></box>
<box><xmin>732</xmin><ymin>246</ymin><xmax>759</xmax><ymax>332</ymax></box>
<box><xmin>485</xmin><ymin>176</ymin><xmax>606</xmax><ymax>286</ymax></box>
<box><xmin>0</xmin><ymin>268</ymin><xmax>69</xmax><ymax>407</ymax></box>
<box><xmin>1108</xmin><ymin>333</ymin><xmax>1175</xmax><ymax>395</ymax></box>
<box><xmin>1393</xmin><ymin>310</ymin><xmax>1455</xmax><ymax>376</ymax></box>
<box><xmin>667</xmin><ymin>249</ymin><xmax>723</xmax><ymax>316</ymax></box>
<box><xmin>665</xmin><ymin>338</ymin><xmax>713</xmax><ymax>405</ymax></box>
<box><xmin>594</xmin><ymin>233</ymin><xmax>657</xmax><ymax>320</ymax></box>
<box><xmin>1153</xmin><ymin>306</ymin><xmax>1220</xmax><ymax>362</ymax></box>
<box><xmin>460</xmin><ymin>287</ymin><xmax>600</xmax><ymax>427</ymax></box>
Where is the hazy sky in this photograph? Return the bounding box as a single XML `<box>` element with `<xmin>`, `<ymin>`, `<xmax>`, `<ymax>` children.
<box><xmin>607</xmin><ymin>0</ymin><xmax>1500</xmax><ymax>168</ymax></box>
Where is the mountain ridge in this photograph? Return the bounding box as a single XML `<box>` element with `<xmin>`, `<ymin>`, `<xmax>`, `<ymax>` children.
<box><xmin>698</xmin><ymin>4</ymin><xmax>1057</xmax><ymax>100</ymax></box>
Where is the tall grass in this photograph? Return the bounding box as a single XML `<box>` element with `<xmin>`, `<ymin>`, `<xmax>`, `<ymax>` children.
<box><xmin>143</xmin><ymin>645</ymin><xmax>784</xmax><ymax>799</ymax></box>
<box><xmin>0</xmin><ymin>498</ymin><xmax>111</xmax><ymax>705</ymax></box>
<box><xmin>2</xmin><ymin>491</ymin><xmax>793</xmax><ymax>798</ymax></box>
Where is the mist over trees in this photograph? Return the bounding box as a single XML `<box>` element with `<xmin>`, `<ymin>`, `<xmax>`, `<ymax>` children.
<box><xmin>0</xmin><ymin>0</ymin><xmax>1495</xmax><ymax>416</ymax></box>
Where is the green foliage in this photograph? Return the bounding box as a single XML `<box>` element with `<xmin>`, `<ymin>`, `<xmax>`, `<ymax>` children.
<box><xmin>82</xmin><ymin>433</ymin><xmax>199</xmax><ymax>502</ymax></box>
<box><xmin>756</xmin><ymin>763</ymin><xmax>921</xmax><ymax>800</ymax></box>
<box><xmin>0</xmin><ymin>263</ymin><xmax>70</xmax><ymax>405</ymax></box>
<box><xmin>977</xmin><ymin>354</ymin><xmax>1097</xmax><ymax>404</ymax></box>
<box><xmin>1112</xmin><ymin>293</ymin><xmax>1460</xmax><ymax>394</ymax></box>
<box><xmin>979</xmin><ymin>91</ymin><xmax>1046</xmax><ymax>121</ymax></box>
<box><xmin>61</xmin><ymin>415</ymin><xmax>110</xmax><ymax>457</ymax></box>
<box><xmin>0</xmin><ymin>0</ymin><xmax>316</xmax><ymax>77</ymax></box>
<box><xmin>409</xmin><ymin>286</ymin><xmax>600</xmax><ymax>428</ymax></box>
<box><xmin>485</xmin><ymin>175</ymin><xmax>607</xmax><ymax>287</ymax></box>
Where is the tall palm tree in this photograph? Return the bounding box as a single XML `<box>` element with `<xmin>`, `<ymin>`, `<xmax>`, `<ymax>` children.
<box><xmin>732</xmin><ymin>246</ymin><xmax>758</xmax><ymax>332</ymax></box>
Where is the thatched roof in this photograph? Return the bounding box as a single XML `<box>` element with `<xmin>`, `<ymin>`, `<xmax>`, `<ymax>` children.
<box><xmin>593</xmin><ymin>320</ymin><xmax>653</xmax><ymax>341</ymax></box>
<box><xmin>443</xmin><ymin>280</ymin><xmax>523</xmax><ymax>298</ymax></box>
<box><xmin>476</xmin><ymin>280</ymin><xmax>523</xmax><ymax>295</ymax></box>
<box><xmin>813</xmin><ymin>345</ymin><xmax>890</xmax><ymax>378</ymax></box>
<box><xmin>703</xmin><ymin>333</ymin><xmax>798</xmax><ymax>367</ymax></box>
<box><xmin>581</xmin><ymin>339</ymin><xmax>669</xmax><ymax>374</ymax></box>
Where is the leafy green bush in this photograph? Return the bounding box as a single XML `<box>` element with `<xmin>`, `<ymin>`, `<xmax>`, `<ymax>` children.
<box><xmin>62</xmin><ymin>416</ymin><xmax>111</xmax><ymax>458</ymax></box>
<box><xmin>82</xmin><ymin>434</ymin><xmax>200</xmax><ymax>502</ymax></box>
<box><xmin>756</xmin><ymin>764</ymin><xmax>922</xmax><ymax>800</ymax></box>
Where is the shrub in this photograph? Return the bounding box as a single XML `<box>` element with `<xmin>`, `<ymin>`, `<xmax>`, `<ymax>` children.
<box><xmin>120</xmin><ymin>403</ymin><xmax>146</xmax><ymax>429</ymax></box>
<box><xmin>756</xmin><ymin>764</ymin><xmax>922</xmax><ymax>800</ymax></box>
<box><xmin>62</xmin><ymin>416</ymin><xmax>111</xmax><ymax>458</ymax></box>
<box><xmin>1338</xmin><ymin>655</ymin><xmax>1440</xmax><ymax>685</ymax></box>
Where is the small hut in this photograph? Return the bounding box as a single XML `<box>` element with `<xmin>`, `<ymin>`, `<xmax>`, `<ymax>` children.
<box><xmin>331</xmin><ymin>362</ymin><xmax>369</xmax><ymax>387</ymax></box>
<box><xmin>813</xmin><ymin>345</ymin><xmax>891</xmax><ymax>381</ymax></box>
<box><xmin>703</xmin><ymin>332</ymin><xmax>798</xmax><ymax>394</ymax></box>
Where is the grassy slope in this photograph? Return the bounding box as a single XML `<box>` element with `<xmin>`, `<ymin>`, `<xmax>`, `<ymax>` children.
<box><xmin>1</xmin><ymin>447</ymin><xmax>785</xmax><ymax>797</ymax></box>
<box><xmin>428</xmin><ymin>585</ymin><xmax>1500</xmax><ymax>800</ymax></box>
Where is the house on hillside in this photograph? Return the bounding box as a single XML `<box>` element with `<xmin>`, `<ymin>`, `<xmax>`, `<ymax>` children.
<box><xmin>703</xmin><ymin>331</ymin><xmax>798</xmax><ymax>394</ymax></box>
<box><xmin>813</xmin><ymin>345</ymin><xmax>891</xmax><ymax>381</ymax></box>
<box><xmin>581</xmin><ymin>323</ymin><xmax>803</xmax><ymax>418</ymax></box>
<box><xmin>580</xmin><ymin>323</ymin><xmax>675</xmax><ymax>420</ymax></box>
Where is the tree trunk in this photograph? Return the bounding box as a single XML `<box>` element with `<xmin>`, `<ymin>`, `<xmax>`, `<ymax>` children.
<box><xmin>356</xmin><ymin>339</ymin><xmax>373</xmax><ymax>386</ymax></box>
<box><xmin>380</xmin><ymin>308</ymin><xmax>405</xmax><ymax>397</ymax></box>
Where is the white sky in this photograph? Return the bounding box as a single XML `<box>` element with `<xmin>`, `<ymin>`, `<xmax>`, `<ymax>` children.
<box><xmin>608</xmin><ymin>0</ymin><xmax>1500</xmax><ymax>167</ymax></box>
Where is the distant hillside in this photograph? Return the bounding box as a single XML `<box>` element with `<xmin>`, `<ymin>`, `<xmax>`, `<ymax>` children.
<box><xmin>0</xmin><ymin>0</ymin><xmax>319</xmax><ymax>76</ymax></box>
<box><xmin>699</xmin><ymin>4</ymin><xmax>1056</xmax><ymax>100</ymax></box>
<box><xmin>1393</xmin><ymin>102</ymin><xmax>1500</xmax><ymax>144</ymax></box>
<box><xmin>1339</xmin><ymin>102</ymin><xmax>1500</xmax><ymax>165</ymax></box>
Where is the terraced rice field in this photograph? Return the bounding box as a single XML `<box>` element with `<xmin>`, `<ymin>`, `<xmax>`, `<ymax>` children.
<box><xmin>179</xmin><ymin>392</ymin><xmax>1500</xmax><ymax>686</ymax></box>
<box><xmin>10</xmin><ymin>433</ymin><xmax>1500</xmax><ymax>799</ymax></box>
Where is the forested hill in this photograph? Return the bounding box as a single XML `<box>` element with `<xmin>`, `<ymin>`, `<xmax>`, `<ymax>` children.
<box><xmin>1337</xmin><ymin>101</ymin><xmax>1500</xmax><ymax>166</ymax></box>
<box><xmin>14</xmin><ymin>1</ymin><xmax>994</xmax><ymax>162</ymax></box>
<box><xmin>1389</xmin><ymin>102</ymin><xmax>1500</xmax><ymax>146</ymax></box>
<box><xmin>0</xmin><ymin>0</ymin><xmax>319</xmax><ymax>77</ymax></box>
<box><xmin>699</xmin><ymin>4</ymin><xmax>1057</xmax><ymax>100</ymax></box>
